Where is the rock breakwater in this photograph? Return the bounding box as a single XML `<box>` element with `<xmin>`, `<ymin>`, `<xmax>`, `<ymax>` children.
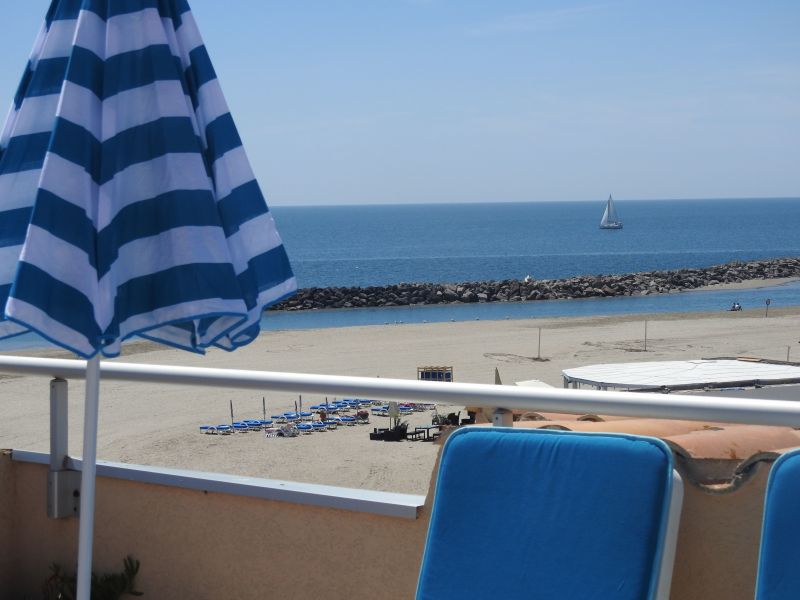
<box><xmin>274</xmin><ymin>258</ymin><xmax>800</xmax><ymax>312</ymax></box>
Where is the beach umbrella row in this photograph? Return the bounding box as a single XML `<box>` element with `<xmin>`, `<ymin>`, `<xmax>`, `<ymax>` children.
<box><xmin>0</xmin><ymin>1</ymin><xmax>296</xmax><ymax>597</ymax></box>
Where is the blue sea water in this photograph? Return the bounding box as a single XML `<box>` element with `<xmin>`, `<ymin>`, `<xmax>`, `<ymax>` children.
<box><xmin>2</xmin><ymin>198</ymin><xmax>799</xmax><ymax>351</ymax></box>
<box><xmin>272</xmin><ymin>198</ymin><xmax>800</xmax><ymax>289</ymax></box>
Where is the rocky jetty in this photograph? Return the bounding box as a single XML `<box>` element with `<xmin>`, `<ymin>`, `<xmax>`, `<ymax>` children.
<box><xmin>274</xmin><ymin>258</ymin><xmax>800</xmax><ymax>312</ymax></box>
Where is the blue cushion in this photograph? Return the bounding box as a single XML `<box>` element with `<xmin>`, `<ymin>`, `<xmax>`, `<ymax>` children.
<box><xmin>756</xmin><ymin>449</ymin><xmax>800</xmax><ymax>600</ymax></box>
<box><xmin>416</xmin><ymin>427</ymin><xmax>674</xmax><ymax>600</ymax></box>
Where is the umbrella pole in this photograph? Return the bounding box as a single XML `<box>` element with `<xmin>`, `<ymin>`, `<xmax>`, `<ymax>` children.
<box><xmin>76</xmin><ymin>354</ymin><xmax>101</xmax><ymax>600</ymax></box>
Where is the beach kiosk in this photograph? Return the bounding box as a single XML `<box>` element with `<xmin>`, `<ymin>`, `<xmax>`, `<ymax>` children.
<box><xmin>417</xmin><ymin>366</ymin><xmax>454</xmax><ymax>382</ymax></box>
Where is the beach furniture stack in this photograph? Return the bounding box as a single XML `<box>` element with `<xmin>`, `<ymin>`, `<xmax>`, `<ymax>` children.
<box><xmin>198</xmin><ymin>397</ymin><xmax>407</xmax><ymax>438</ymax></box>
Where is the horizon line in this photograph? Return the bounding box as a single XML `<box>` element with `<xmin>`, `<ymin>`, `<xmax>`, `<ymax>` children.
<box><xmin>269</xmin><ymin>195</ymin><xmax>800</xmax><ymax>209</ymax></box>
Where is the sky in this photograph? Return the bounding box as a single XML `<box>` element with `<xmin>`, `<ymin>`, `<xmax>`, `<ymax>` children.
<box><xmin>0</xmin><ymin>1</ymin><xmax>798</xmax><ymax>206</ymax></box>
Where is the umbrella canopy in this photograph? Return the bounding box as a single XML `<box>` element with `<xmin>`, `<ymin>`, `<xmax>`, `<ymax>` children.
<box><xmin>0</xmin><ymin>0</ymin><xmax>296</xmax><ymax>357</ymax></box>
<box><xmin>0</xmin><ymin>1</ymin><xmax>297</xmax><ymax>596</ymax></box>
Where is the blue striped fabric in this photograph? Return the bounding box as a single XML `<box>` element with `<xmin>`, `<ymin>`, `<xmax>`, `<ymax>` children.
<box><xmin>0</xmin><ymin>0</ymin><xmax>296</xmax><ymax>358</ymax></box>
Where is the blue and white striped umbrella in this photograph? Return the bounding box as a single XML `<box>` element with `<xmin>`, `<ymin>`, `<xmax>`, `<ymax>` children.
<box><xmin>0</xmin><ymin>0</ymin><xmax>296</xmax><ymax>358</ymax></box>
<box><xmin>0</xmin><ymin>1</ymin><xmax>296</xmax><ymax>596</ymax></box>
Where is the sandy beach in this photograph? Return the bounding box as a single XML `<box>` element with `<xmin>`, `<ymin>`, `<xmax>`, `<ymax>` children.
<box><xmin>1</xmin><ymin>297</ymin><xmax>800</xmax><ymax>496</ymax></box>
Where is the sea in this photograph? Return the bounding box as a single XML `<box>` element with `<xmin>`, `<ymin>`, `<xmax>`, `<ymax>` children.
<box><xmin>274</xmin><ymin>198</ymin><xmax>800</xmax><ymax>288</ymax></box>
<box><xmin>258</xmin><ymin>197</ymin><xmax>800</xmax><ymax>330</ymax></box>
<box><xmin>2</xmin><ymin>197</ymin><xmax>800</xmax><ymax>351</ymax></box>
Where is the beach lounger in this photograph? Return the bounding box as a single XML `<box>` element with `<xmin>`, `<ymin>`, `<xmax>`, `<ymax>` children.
<box><xmin>296</xmin><ymin>423</ymin><xmax>313</xmax><ymax>434</ymax></box>
<box><xmin>311</xmin><ymin>422</ymin><xmax>327</xmax><ymax>432</ymax></box>
<box><xmin>300</xmin><ymin>411</ymin><xmax>313</xmax><ymax>422</ymax></box>
<box><xmin>199</xmin><ymin>425</ymin><xmax>215</xmax><ymax>434</ymax></box>
<box><xmin>244</xmin><ymin>419</ymin><xmax>262</xmax><ymax>431</ymax></box>
<box><xmin>324</xmin><ymin>420</ymin><xmax>338</xmax><ymax>430</ymax></box>
<box><xmin>232</xmin><ymin>422</ymin><xmax>249</xmax><ymax>433</ymax></box>
<box><xmin>215</xmin><ymin>425</ymin><xmax>232</xmax><ymax>435</ymax></box>
<box><xmin>755</xmin><ymin>448</ymin><xmax>800</xmax><ymax>600</ymax></box>
<box><xmin>416</xmin><ymin>428</ymin><xmax>683</xmax><ymax>600</ymax></box>
<box><xmin>341</xmin><ymin>416</ymin><xmax>357</xmax><ymax>426</ymax></box>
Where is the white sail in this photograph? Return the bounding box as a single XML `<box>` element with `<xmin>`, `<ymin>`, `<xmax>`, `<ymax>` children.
<box><xmin>599</xmin><ymin>195</ymin><xmax>622</xmax><ymax>229</ymax></box>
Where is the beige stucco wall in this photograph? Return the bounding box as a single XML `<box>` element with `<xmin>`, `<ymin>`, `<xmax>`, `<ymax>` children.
<box><xmin>669</xmin><ymin>461</ymin><xmax>770</xmax><ymax>600</ymax></box>
<box><xmin>0</xmin><ymin>451</ymin><xmax>17</xmax><ymax>593</ymax></box>
<box><xmin>2</xmin><ymin>455</ymin><xmax>430</xmax><ymax>599</ymax></box>
<box><xmin>0</xmin><ymin>451</ymin><xmax>776</xmax><ymax>600</ymax></box>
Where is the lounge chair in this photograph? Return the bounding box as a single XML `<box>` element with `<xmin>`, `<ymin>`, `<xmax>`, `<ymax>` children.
<box><xmin>199</xmin><ymin>425</ymin><xmax>215</xmax><ymax>434</ymax></box>
<box><xmin>215</xmin><ymin>425</ymin><xmax>232</xmax><ymax>435</ymax></box>
<box><xmin>416</xmin><ymin>427</ymin><xmax>683</xmax><ymax>600</ymax></box>
<box><xmin>755</xmin><ymin>448</ymin><xmax>800</xmax><ymax>599</ymax></box>
<box><xmin>296</xmin><ymin>423</ymin><xmax>313</xmax><ymax>434</ymax></box>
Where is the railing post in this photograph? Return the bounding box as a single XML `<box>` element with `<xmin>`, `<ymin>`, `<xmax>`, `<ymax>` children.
<box><xmin>49</xmin><ymin>378</ymin><xmax>67</xmax><ymax>470</ymax></box>
<box><xmin>492</xmin><ymin>408</ymin><xmax>513</xmax><ymax>427</ymax></box>
<box><xmin>47</xmin><ymin>378</ymin><xmax>80</xmax><ymax>519</ymax></box>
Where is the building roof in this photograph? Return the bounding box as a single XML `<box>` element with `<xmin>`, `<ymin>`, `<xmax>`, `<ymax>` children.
<box><xmin>561</xmin><ymin>359</ymin><xmax>800</xmax><ymax>391</ymax></box>
<box><xmin>513</xmin><ymin>379</ymin><xmax>554</xmax><ymax>388</ymax></box>
<box><xmin>507</xmin><ymin>413</ymin><xmax>800</xmax><ymax>485</ymax></box>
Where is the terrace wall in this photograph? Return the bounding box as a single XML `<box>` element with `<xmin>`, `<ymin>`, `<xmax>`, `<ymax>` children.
<box><xmin>0</xmin><ymin>451</ymin><xmax>16</xmax><ymax>594</ymax></box>
<box><xmin>0</xmin><ymin>454</ymin><xmax>429</xmax><ymax>599</ymax></box>
<box><xmin>0</xmin><ymin>450</ymin><xmax>775</xmax><ymax>600</ymax></box>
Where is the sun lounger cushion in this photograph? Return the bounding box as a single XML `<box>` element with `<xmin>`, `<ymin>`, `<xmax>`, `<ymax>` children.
<box><xmin>416</xmin><ymin>427</ymin><xmax>679</xmax><ymax>600</ymax></box>
<box><xmin>755</xmin><ymin>449</ymin><xmax>800</xmax><ymax>600</ymax></box>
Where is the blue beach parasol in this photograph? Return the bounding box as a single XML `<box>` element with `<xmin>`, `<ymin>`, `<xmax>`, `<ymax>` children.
<box><xmin>0</xmin><ymin>1</ymin><xmax>296</xmax><ymax>597</ymax></box>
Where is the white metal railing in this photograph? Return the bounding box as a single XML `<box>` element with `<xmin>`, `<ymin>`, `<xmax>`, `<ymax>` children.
<box><xmin>1</xmin><ymin>355</ymin><xmax>800</xmax><ymax>426</ymax></box>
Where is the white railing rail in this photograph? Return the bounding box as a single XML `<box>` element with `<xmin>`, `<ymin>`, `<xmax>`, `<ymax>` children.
<box><xmin>1</xmin><ymin>355</ymin><xmax>800</xmax><ymax>427</ymax></box>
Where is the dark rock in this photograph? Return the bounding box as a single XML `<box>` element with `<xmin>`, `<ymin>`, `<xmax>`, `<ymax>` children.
<box><xmin>271</xmin><ymin>257</ymin><xmax>800</xmax><ymax>312</ymax></box>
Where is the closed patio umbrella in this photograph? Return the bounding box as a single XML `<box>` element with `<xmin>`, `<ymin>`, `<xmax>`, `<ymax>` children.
<box><xmin>0</xmin><ymin>1</ymin><xmax>296</xmax><ymax>597</ymax></box>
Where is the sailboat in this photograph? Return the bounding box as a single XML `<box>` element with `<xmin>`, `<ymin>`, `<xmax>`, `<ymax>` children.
<box><xmin>599</xmin><ymin>194</ymin><xmax>623</xmax><ymax>229</ymax></box>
